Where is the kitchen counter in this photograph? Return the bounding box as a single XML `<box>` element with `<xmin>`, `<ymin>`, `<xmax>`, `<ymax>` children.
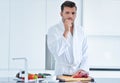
<box><xmin>0</xmin><ymin>77</ymin><xmax>120</xmax><ymax>83</ymax></box>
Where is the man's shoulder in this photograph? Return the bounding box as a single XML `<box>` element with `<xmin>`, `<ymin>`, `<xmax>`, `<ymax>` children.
<box><xmin>50</xmin><ymin>23</ymin><xmax>59</xmax><ymax>29</ymax></box>
<box><xmin>47</xmin><ymin>22</ymin><xmax>61</xmax><ymax>34</ymax></box>
<box><xmin>48</xmin><ymin>22</ymin><xmax>62</xmax><ymax>31</ymax></box>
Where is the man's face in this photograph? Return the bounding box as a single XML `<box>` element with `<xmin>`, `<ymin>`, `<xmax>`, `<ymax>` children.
<box><xmin>61</xmin><ymin>7</ymin><xmax>77</xmax><ymax>24</ymax></box>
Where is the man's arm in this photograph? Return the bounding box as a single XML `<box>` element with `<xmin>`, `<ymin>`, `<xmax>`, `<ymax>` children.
<box><xmin>63</xmin><ymin>19</ymin><xmax>73</xmax><ymax>38</ymax></box>
<box><xmin>72</xmin><ymin>34</ymin><xmax>89</xmax><ymax>77</ymax></box>
<box><xmin>47</xmin><ymin>20</ymin><xmax>73</xmax><ymax>57</ymax></box>
<box><xmin>80</xmin><ymin>35</ymin><xmax>89</xmax><ymax>72</ymax></box>
<box><xmin>47</xmin><ymin>27</ymin><xmax>71</xmax><ymax>57</ymax></box>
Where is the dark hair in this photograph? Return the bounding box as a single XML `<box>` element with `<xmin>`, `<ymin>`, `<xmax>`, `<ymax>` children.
<box><xmin>61</xmin><ymin>1</ymin><xmax>77</xmax><ymax>12</ymax></box>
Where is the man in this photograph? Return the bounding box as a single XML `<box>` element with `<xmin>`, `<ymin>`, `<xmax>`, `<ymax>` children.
<box><xmin>47</xmin><ymin>1</ymin><xmax>89</xmax><ymax>77</ymax></box>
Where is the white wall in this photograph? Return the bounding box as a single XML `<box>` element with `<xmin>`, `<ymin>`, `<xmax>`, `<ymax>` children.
<box><xmin>83</xmin><ymin>0</ymin><xmax>120</xmax><ymax>68</ymax></box>
<box><xmin>0</xmin><ymin>0</ymin><xmax>46</xmax><ymax>77</ymax></box>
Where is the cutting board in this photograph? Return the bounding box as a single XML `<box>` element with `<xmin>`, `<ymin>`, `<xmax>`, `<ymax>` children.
<box><xmin>57</xmin><ymin>75</ymin><xmax>94</xmax><ymax>82</ymax></box>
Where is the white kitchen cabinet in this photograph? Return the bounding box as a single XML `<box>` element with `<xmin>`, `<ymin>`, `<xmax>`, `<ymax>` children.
<box><xmin>9</xmin><ymin>0</ymin><xmax>46</xmax><ymax>71</ymax></box>
<box><xmin>0</xmin><ymin>0</ymin><xmax>9</xmax><ymax>76</ymax></box>
<box><xmin>83</xmin><ymin>0</ymin><xmax>120</xmax><ymax>68</ymax></box>
<box><xmin>83</xmin><ymin>0</ymin><xmax>120</xmax><ymax>35</ymax></box>
<box><xmin>0</xmin><ymin>0</ymin><xmax>46</xmax><ymax>77</ymax></box>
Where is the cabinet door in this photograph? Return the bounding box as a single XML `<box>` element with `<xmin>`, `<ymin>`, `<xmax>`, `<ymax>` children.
<box><xmin>83</xmin><ymin>0</ymin><xmax>120</xmax><ymax>68</ymax></box>
<box><xmin>0</xmin><ymin>0</ymin><xmax>9</xmax><ymax>76</ymax></box>
<box><xmin>84</xmin><ymin>0</ymin><xmax>120</xmax><ymax>35</ymax></box>
<box><xmin>9</xmin><ymin>0</ymin><xmax>46</xmax><ymax>73</ymax></box>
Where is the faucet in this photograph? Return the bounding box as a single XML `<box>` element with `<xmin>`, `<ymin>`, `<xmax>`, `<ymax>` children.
<box><xmin>13</xmin><ymin>57</ymin><xmax>28</xmax><ymax>82</ymax></box>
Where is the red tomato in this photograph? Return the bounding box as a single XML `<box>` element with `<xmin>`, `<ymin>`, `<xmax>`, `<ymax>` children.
<box><xmin>28</xmin><ymin>74</ymin><xmax>34</xmax><ymax>80</ymax></box>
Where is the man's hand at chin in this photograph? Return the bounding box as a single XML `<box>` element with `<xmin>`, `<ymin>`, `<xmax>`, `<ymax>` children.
<box><xmin>72</xmin><ymin>69</ymin><xmax>89</xmax><ymax>78</ymax></box>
